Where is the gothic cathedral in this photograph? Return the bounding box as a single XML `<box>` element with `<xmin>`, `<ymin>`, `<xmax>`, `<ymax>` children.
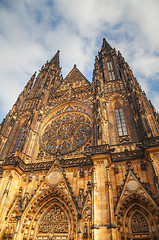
<box><xmin>0</xmin><ymin>38</ymin><xmax>159</xmax><ymax>240</ymax></box>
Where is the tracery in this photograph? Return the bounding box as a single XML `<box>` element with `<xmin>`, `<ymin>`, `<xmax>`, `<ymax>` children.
<box><xmin>115</xmin><ymin>102</ymin><xmax>128</xmax><ymax>136</ymax></box>
<box><xmin>131</xmin><ymin>212</ymin><xmax>149</xmax><ymax>233</ymax></box>
<box><xmin>41</xmin><ymin>106</ymin><xmax>92</xmax><ymax>155</ymax></box>
<box><xmin>36</xmin><ymin>205</ymin><xmax>69</xmax><ymax>240</ymax></box>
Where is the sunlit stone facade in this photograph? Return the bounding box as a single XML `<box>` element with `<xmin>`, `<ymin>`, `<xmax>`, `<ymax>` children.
<box><xmin>0</xmin><ymin>39</ymin><xmax>159</xmax><ymax>240</ymax></box>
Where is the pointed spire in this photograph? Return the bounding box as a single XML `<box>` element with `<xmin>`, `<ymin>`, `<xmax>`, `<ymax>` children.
<box><xmin>101</xmin><ymin>38</ymin><xmax>112</xmax><ymax>51</ymax></box>
<box><xmin>50</xmin><ymin>50</ymin><xmax>60</xmax><ymax>68</ymax></box>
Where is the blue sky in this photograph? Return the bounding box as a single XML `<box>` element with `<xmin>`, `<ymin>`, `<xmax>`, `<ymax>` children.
<box><xmin>0</xmin><ymin>0</ymin><xmax>159</xmax><ymax>123</ymax></box>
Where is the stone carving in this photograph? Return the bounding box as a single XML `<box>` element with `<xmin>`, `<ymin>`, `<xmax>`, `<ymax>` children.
<box><xmin>127</xmin><ymin>180</ymin><xmax>138</xmax><ymax>191</ymax></box>
<box><xmin>131</xmin><ymin>212</ymin><xmax>149</xmax><ymax>233</ymax></box>
<box><xmin>83</xmin><ymin>207</ymin><xmax>92</xmax><ymax>221</ymax></box>
<box><xmin>38</xmin><ymin>205</ymin><xmax>68</xmax><ymax>234</ymax></box>
<box><xmin>47</xmin><ymin>171</ymin><xmax>62</xmax><ymax>187</ymax></box>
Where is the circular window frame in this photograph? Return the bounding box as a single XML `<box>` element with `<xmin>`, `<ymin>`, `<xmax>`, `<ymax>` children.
<box><xmin>40</xmin><ymin>108</ymin><xmax>92</xmax><ymax>156</ymax></box>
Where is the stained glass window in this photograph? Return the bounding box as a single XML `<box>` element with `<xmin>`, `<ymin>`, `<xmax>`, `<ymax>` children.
<box><xmin>13</xmin><ymin>125</ymin><xmax>25</xmax><ymax>152</ymax></box>
<box><xmin>107</xmin><ymin>61</ymin><xmax>115</xmax><ymax>81</ymax></box>
<box><xmin>109</xmin><ymin>71</ymin><xmax>115</xmax><ymax>81</ymax></box>
<box><xmin>41</xmin><ymin>111</ymin><xmax>92</xmax><ymax>155</ymax></box>
<box><xmin>115</xmin><ymin>102</ymin><xmax>128</xmax><ymax>136</ymax></box>
<box><xmin>107</xmin><ymin>61</ymin><xmax>113</xmax><ymax>71</ymax></box>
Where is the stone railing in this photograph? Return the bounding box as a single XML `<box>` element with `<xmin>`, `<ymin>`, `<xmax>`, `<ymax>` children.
<box><xmin>142</xmin><ymin>136</ymin><xmax>159</xmax><ymax>147</ymax></box>
<box><xmin>111</xmin><ymin>149</ymin><xmax>144</xmax><ymax>161</ymax></box>
<box><xmin>85</xmin><ymin>144</ymin><xmax>114</xmax><ymax>155</ymax></box>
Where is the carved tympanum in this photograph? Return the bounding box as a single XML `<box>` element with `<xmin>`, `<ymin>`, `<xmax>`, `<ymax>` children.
<box><xmin>131</xmin><ymin>212</ymin><xmax>149</xmax><ymax>233</ymax></box>
<box><xmin>38</xmin><ymin>205</ymin><xmax>68</xmax><ymax>234</ymax></box>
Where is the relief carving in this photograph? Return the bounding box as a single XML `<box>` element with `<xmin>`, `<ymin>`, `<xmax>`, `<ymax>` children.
<box><xmin>38</xmin><ymin>205</ymin><xmax>68</xmax><ymax>234</ymax></box>
<box><xmin>131</xmin><ymin>212</ymin><xmax>149</xmax><ymax>233</ymax></box>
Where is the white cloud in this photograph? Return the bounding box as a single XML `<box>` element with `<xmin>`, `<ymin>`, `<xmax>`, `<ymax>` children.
<box><xmin>0</xmin><ymin>0</ymin><xmax>159</xmax><ymax>122</ymax></box>
<box><xmin>132</xmin><ymin>55</ymin><xmax>159</xmax><ymax>78</ymax></box>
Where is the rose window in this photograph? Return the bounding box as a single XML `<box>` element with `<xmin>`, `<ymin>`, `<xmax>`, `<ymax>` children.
<box><xmin>41</xmin><ymin>112</ymin><xmax>92</xmax><ymax>154</ymax></box>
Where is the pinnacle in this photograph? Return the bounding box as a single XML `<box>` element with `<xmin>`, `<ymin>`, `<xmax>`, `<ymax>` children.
<box><xmin>50</xmin><ymin>50</ymin><xmax>60</xmax><ymax>68</ymax></box>
<box><xmin>101</xmin><ymin>37</ymin><xmax>112</xmax><ymax>51</ymax></box>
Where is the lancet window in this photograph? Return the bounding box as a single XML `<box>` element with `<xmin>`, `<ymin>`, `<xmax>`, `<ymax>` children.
<box><xmin>97</xmin><ymin>124</ymin><xmax>102</xmax><ymax>139</ymax></box>
<box><xmin>115</xmin><ymin>102</ymin><xmax>128</xmax><ymax>136</ymax></box>
<box><xmin>107</xmin><ymin>61</ymin><xmax>115</xmax><ymax>80</ymax></box>
<box><xmin>109</xmin><ymin>71</ymin><xmax>115</xmax><ymax>81</ymax></box>
<box><xmin>13</xmin><ymin>123</ymin><xmax>27</xmax><ymax>152</ymax></box>
<box><xmin>107</xmin><ymin>61</ymin><xmax>113</xmax><ymax>71</ymax></box>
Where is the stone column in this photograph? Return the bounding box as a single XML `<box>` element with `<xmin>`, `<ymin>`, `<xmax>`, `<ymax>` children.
<box><xmin>91</xmin><ymin>153</ymin><xmax>112</xmax><ymax>240</ymax></box>
<box><xmin>149</xmin><ymin>152</ymin><xmax>159</xmax><ymax>177</ymax></box>
<box><xmin>146</xmin><ymin>147</ymin><xmax>159</xmax><ymax>193</ymax></box>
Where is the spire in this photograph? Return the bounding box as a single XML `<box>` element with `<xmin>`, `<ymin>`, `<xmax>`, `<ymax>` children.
<box><xmin>101</xmin><ymin>38</ymin><xmax>112</xmax><ymax>51</ymax></box>
<box><xmin>50</xmin><ymin>50</ymin><xmax>60</xmax><ymax>68</ymax></box>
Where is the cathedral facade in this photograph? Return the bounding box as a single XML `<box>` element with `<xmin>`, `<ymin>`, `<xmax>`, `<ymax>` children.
<box><xmin>0</xmin><ymin>38</ymin><xmax>159</xmax><ymax>240</ymax></box>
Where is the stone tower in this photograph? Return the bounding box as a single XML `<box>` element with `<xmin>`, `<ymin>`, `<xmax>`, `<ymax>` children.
<box><xmin>0</xmin><ymin>38</ymin><xmax>159</xmax><ymax>240</ymax></box>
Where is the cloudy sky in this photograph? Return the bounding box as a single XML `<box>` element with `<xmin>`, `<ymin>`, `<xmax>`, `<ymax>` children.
<box><xmin>0</xmin><ymin>0</ymin><xmax>159</xmax><ymax>123</ymax></box>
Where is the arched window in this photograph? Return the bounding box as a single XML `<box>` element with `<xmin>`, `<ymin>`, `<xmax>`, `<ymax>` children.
<box><xmin>107</xmin><ymin>61</ymin><xmax>115</xmax><ymax>81</ymax></box>
<box><xmin>115</xmin><ymin>102</ymin><xmax>128</xmax><ymax>136</ymax></box>
<box><xmin>13</xmin><ymin>124</ymin><xmax>26</xmax><ymax>152</ymax></box>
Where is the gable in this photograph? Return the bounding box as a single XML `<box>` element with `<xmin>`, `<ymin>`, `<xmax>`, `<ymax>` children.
<box><xmin>48</xmin><ymin>65</ymin><xmax>92</xmax><ymax>107</ymax></box>
<box><xmin>64</xmin><ymin>64</ymin><xmax>90</xmax><ymax>86</ymax></box>
<box><xmin>115</xmin><ymin>170</ymin><xmax>159</xmax><ymax>214</ymax></box>
<box><xmin>56</xmin><ymin>65</ymin><xmax>91</xmax><ymax>92</ymax></box>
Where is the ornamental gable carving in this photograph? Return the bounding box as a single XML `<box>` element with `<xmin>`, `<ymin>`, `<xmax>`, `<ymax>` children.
<box><xmin>115</xmin><ymin>170</ymin><xmax>159</xmax><ymax>216</ymax></box>
<box><xmin>60</xmin><ymin>65</ymin><xmax>91</xmax><ymax>90</ymax></box>
<box><xmin>48</xmin><ymin>66</ymin><xmax>92</xmax><ymax>106</ymax></box>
